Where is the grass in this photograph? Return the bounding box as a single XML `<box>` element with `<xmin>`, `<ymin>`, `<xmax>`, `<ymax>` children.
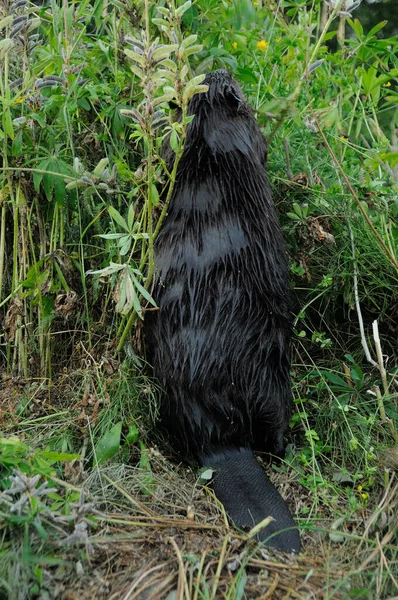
<box><xmin>0</xmin><ymin>0</ymin><xmax>397</xmax><ymax>598</ymax></box>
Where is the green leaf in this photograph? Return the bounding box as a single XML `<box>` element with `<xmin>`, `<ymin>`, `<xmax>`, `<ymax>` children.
<box><xmin>347</xmin><ymin>18</ymin><xmax>363</xmax><ymax>40</ymax></box>
<box><xmin>0</xmin><ymin>16</ymin><xmax>13</xmax><ymax>29</ymax></box>
<box><xmin>170</xmin><ymin>129</ymin><xmax>179</xmax><ymax>153</ymax></box>
<box><xmin>2</xmin><ymin>106</ymin><xmax>14</xmax><ymax>138</ymax></box>
<box><xmin>366</xmin><ymin>20</ymin><xmax>387</xmax><ymax>39</ymax></box>
<box><xmin>150</xmin><ymin>184</ymin><xmax>159</xmax><ymax>207</ymax></box>
<box><xmin>33</xmin><ymin>521</ymin><xmax>49</xmax><ymax>542</ymax></box>
<box><xmin>108</xmin><ymin>206</ymin><xmax>129</xmax><ymax>232</ymax></box>
<box><xmin>286</xmin><ymin>212</ymin><xmax>302</xmax><ymax>221</ymax></box>
<box><xmin>131</xmin><ymin>271</ymin><xmax>156</xmax><ymax>307</ymax></box>
<box><xmin>53</xmin><ymin>172</ymin><xmax>66</xmax><ymax>206</ymax></box>
<box><xmin>379</xmin><ymin>152</ymin><xmax>398</xmax><ymax>167</ymax></box>
<box><xmin>11</xmin><ymin>130</ymin><xmax>23</xmax><ymax>157</ymax></box>
<box><xmin>31</xmin><ymin>113</ymin><xmax>46</xmax><ymax>127</ymax></box>
<box><xmin>119</xmin><ymin>234</ymin><xmax>131</xmax><ymax>256</ymax></box>
<box><xmin>97</xmin><ymin>233</ymin><xmax>126</xmax><ymax>240</ymax></box>
<box><xmin>40</xmin><ymin>451</ymin><xmax>80</xmax><ymax>461</ymax></box>
<box><xmin>126</xmin><ymin>425</ymin><xmax>140</xmax><ymax>444</ymax></box>
<box><xmin>198</xmin><ymin>468</ymin><xmax>213</xmax><ymax>484</ymax></box>
<box><xmin>95</xmin><ymin>422</ymin><xmax>122</xmax><ymax>465</ymax></box>
<box><xmin>127</xmin><ymin>203</ymin><xmax>135</xmax><ymax>231</ymax></box>
<box><xmin>350</xmin><ymin>365</ymin><xmax>364</xmax><ymax>388</ymax></box>
<box><xmin>93</xmin><ymin>157</ymin><xmax>109</xmax><ymax>178</ymax></box>
<box><xmin>0</xmin><ymin>38</ymin><xmax>14</xmax><ymax>60</ymax></box>
<box><xmin>234</xmin><ymin>569</ymin><xmax>247</xmax><ymax>600</ymax></box>
<box><xmin>236</xmin><ymin>68</ymin><xmax>258</xmax><ymax>84</ymax></box>
<box><xmin>175</xmin><ymin>1</ymin><xmax>192</xmax><ymax>18</ymax></box>
<box><xmin>318</xmin><ymin>370</ymin><xmax>352</xmax><ymax>391</ymax></box>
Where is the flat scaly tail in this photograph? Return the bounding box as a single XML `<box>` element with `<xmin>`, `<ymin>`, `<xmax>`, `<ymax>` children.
<box><xmin>201</xmin><ymin>448</ymin><xmax>300</xmax><ymax>553</ymax></box>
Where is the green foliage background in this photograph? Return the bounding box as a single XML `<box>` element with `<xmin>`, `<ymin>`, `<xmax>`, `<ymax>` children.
<box><xmin>0</xmin><ymin>0</ymin><xmax>397</xmax><ymax>597</ymax></box>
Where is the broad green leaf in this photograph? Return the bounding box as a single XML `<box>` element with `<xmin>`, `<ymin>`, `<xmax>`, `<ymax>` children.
<box><xmin>318</xmin><ymin>370</ymin><xmax>352</xmax><ymax>391</ymax></box>
<box><xmin>95</xmin><ymin>422</ymin><xmax>122</xmax><ymax>465</ymax></box>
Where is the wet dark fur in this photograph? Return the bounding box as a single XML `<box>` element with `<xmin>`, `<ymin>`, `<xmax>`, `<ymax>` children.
<box><xmin>145</xmin><ymin>70</ymin><xmax>299</xmax><ymax>552</ymax></box>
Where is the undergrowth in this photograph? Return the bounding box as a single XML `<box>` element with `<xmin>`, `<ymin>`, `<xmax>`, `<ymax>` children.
<box><xmin>0</xmin><ymin>0</ymin><xmax>397</xmax><ymax>598</ymax></box>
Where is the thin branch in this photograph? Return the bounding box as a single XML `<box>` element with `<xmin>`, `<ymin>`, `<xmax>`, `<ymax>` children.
<box><xmin>372</xmin><ymin>320</ymin><xmax>389</xmax><ymax>395</ymax></box>
<box><xmin>313</xmin><ymin>119</ymin><xmax>398</xmax><ymax>271</ymax></box>
<box><xmin>349</xmin><ymin>225</ymin><xmax>377</xmax><ymax>367</ymax></box>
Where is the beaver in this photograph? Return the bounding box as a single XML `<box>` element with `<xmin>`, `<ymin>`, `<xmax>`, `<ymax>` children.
<box><xmin>145</xmin><ymin>70</ymin><xmax>300</xmax><ymax>553</ymax></box>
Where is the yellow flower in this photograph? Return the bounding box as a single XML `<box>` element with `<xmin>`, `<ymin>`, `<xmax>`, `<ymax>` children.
<box><xmin>385</xmin><ymin>81</ymin><xmax>391</xmax><ymax>87</ymax></box>
<box><xmin>253</xmin><ymin>1</ymin><xmax>261</xmax><ymax>5</ymax></box>
<box><xmin>361</xmin><ymin>493</ymin><xmax>368</xmax><ymax>500</ymax></box>
<box><xmin>256</xmin><ymin>39</ymin><xmax>268</xmax><ymax>52</ymax></box>
<box><xmin>357</xmin><ymin>484</ymin><xmax>362</xmax><ymax>490</ymax></box>
<box><xmin>232</xmin><ymin>42</ymin><xmax>238</xmax><ymax>50</ymax></box>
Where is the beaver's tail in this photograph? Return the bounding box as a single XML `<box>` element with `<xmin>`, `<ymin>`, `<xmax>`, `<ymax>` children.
<box><xmin>201</xmin><ymin>447</ymin><xmax>300</xmax><ymax>553</ymax></box>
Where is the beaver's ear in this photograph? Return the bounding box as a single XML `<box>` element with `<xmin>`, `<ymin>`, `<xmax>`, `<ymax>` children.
<box><xmin>225</xmin><ymin>85</ymin><xmax>242</xmax><ymax>109</ymax></box>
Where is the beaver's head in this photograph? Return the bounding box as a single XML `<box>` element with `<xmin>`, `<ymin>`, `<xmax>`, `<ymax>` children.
<box><xmin>190</xmin><ymin>70</ymin><xmax>245</xmax><ymax>113</ymax></box>
<box><xmin>174</xmin><ymin>70</ymin><xmax>267</xmax><ymax>166</ymax></box>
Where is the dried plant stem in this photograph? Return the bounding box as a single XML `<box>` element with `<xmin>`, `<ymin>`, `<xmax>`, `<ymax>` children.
<box><xmin>193</xmin><ymin>551</ymin><xmax>207</xmax><ymax>600</ymax></box>
<box><xmin>211</xmin><ymin>535</ymin><xmax>228</xmax><ymax>600</ymax></box>
<box><xmin>284</xmin><ymin>139</ymin><xmax>293</xmax><ymax>180</ymax></box>
<box><xmin>0</xmin><ymin>200</ymin><xmax>6</xmax><ymax>299</ymax></box>
<box><xmin>372</xmin><ymin>320</ymin><xmax>389</xmax><ymax>395</ymax></box>
<box><xmin>337</xmin><ymin>15</ymin><xmax>346</xmax><ymax>47</ymax></box>
<box><xmin>349</xmin><ymin>225</ymin><xmax>377</xmax><ymax>367</ymax></box>
<box><xmin>374</xmin><ymin>386</ymin><xmax>398</xmax><ymax>444</ymax></box>
<box><xmin>169</xmin><ymin>537</ymin><xmax>190</xmax><ymax>600</ymax></box>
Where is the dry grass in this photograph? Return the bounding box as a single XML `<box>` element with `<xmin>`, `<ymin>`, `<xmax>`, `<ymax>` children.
<box><xmin>53</xmin><ymin>458</ymin><xmax>397</xmax><ymax>599</ymax></box>
<box><xmin>1</xmin><ymin>378</ymin><xmax>397</xmax><ymax>599</ymax></box>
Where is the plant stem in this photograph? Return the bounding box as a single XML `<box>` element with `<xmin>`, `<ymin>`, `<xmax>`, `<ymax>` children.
<box><xmin>372</xmin><ymin>320</ymin><xmax>389</xmax><ymax>395</ymax></box>
<box><xmin>314</xmin><ymin>119</ymin><xmax>398</xmax><ymax>272</ymax></box>
<box><xmin>268</xmin><ymin>0</ymin><xmax>344</xmax><ymax>146</ymax></box>
<box><xmin>0</xmin><ymin>197</ymin><xmax>6</xmax><ymax>300</ymax></box>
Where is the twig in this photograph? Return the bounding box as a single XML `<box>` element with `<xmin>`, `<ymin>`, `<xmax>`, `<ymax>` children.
<box><xmin>169</xmin><ymin>537</ymin><xmax>190</xmax><ymax>600</ymax></box>
<box><xmin>360</xmin><ymin>477</ymin><xmax>397</xmax><ymax>546</ymax></box>
<box><xmin>260</xmin><ymin>573</ymin><xmax>280</xmax><ymax>599</ymax></box>
<box><xmin>373</xmin><ymin>386</ymin><xmax>398</xmax><ymax>443</ymax></box>
<box><xmin>372</xmin><ymin>320</ymin><xmax>389</xmax><ymax>395</ymax></box>
<box><xmin>101</xmin><ymin>474</ymin><xmax>157</xmax><ymax>518</ymax></box>
<box><xmin>352</xmin><ymin>524</ymin><xmax>398</xmax><ymax>574</ymax></box>
<box><xmin>211</xmin><ymin>535</ymin><xmax>228</xmax><ymax>600</ymax></box>
<box><xmin>120</xmin><ymin>562</ymin><xmax>167</xmax><ymax>600</ymax></box>
<box><xmin>349</xmin><ymin>224</ymin><xmax>377</xmax><ymax>367</ymax></box>
<box><xmin>193</xmin><ymin>551</ymin><xmax>207</xmax><ymax>600</ymax></box>
<box><xmin>312</xmin><ymin>118</ymin><xmax>398</xmax><ymax>272</ymax></box>
<box><xmin>284</xmin><ymin>140</ymin><xmax>293</xmax><ymax>180</ymax></box>
<box><xmin>377</xmin><ymin>531</ymin><xmax>398</xmax><ymax>591</ymax></box>
<box><xmin>360</xmin><ymin>134</ymin><xmax>398</xmax><ymax>183</ymax></box>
